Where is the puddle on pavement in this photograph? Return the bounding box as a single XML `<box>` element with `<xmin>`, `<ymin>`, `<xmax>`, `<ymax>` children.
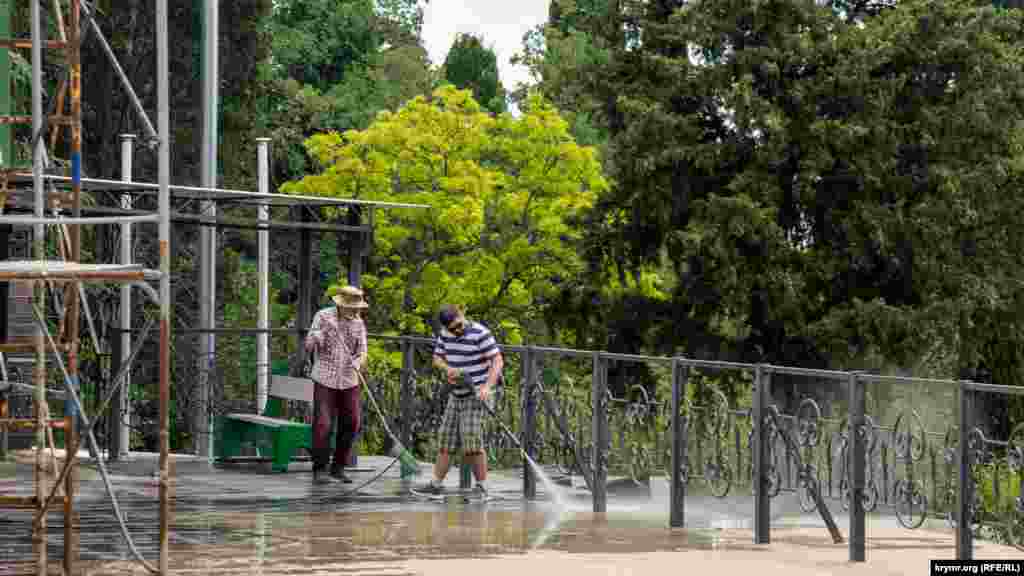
<box><xmin>1</xmin><ymin>497</ymin><xmax>769</xmax><ymax>575</ymax></box>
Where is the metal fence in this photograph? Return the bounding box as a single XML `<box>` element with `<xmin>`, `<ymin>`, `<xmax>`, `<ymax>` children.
<box><xmin>357</xmin><ymin>335</ymin><xmax>1023</xmax><ymax>562</ymax></box>
<box><xmin>57</xmin><ymin>328</ymin><xmax>1021</xmax><ymax>563</ymax></box>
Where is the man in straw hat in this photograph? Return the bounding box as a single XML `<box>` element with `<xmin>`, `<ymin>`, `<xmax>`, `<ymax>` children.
<box><xmin>305</xmin><ymin>284</ymin><xmax>369</xmax><ymax>485</ymax></box>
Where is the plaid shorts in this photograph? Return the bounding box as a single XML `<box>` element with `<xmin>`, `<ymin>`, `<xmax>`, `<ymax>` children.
<box><xmin>438</xmin><ymin>393</ymin><xmax>494</xmax><ymax>453</ymax></box>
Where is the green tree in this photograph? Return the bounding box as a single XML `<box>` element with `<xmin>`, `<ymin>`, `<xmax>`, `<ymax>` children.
<box><xmin>251</xmin><ymin>0</ymin><xmax>436</xmax><ymax>184</ymax></box>
<box><xmin>443</xmin><ymin>33</ymin><xmax>507</xmax><ymax>115</ymax></box>
<box><xmin>539</xmin><ymin>0</ymin><xmax>1024</xmax><ymax>389</ymax></box>
<box><xmin>267</xmin><ymin>0</ymin><xmax>379</xmax><ymax>92</ymax></box>
<box><xmin>282</xmin><ymin>85</ymin><xmax>608</xmax><ymax>345</ymax></box>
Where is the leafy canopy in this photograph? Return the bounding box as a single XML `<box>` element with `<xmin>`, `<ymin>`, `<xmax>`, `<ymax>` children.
<box><xmin>532</xmin><ymin>0</ymin><xmax>1024</xmax><ymax>385</ymax></box>
<box><xmin>282</xmin><ymin>85</ymin><xmax>608</xmax><ymax>343</ymax></box>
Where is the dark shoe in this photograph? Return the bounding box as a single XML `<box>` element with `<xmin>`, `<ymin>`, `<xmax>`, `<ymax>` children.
<box><xmin>330</xmin><ymin>467</ymin><xmax>354</xmax><ymax>484</ymax></box>
<box><xmin>313</xmin><ymin>471</ymin><xmax>339</xmax><ymax>485</ymax></box>
<box><xmin>415</xmin><ymin>481</ymin><xmax>445</xmax><ymax>496</ymax></box>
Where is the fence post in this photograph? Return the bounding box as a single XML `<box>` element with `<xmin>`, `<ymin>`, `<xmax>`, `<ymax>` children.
<box><xmin>669</xmin><ymin>358</ymin><xmax>687</xmax><ymax>528</ymax></box>
<box><xmin>522</xmin><ymin>346</ymin><xmax>537</xmax><ymax>499</ymax></box>
<box><xmin>848</xmin><ymin>371</ymin><xmax>866</xmax><ymax>562</ymax></box>
<box><xmin>957</xmin><ymin>380</ymin><xmax>973</xmax><ymax>560</ymax></box>
<box><xmin>398</xmin><ymin>338</ymin><xmax>413</xmax><ymax>448</ymax></box>
<box><xmin>592</xmin><ymin>351</ymin><xmax>607</xmax><ymax>513</ymax></box>
<box><xmin>753</xmin><ymin>364</ymin><xmax>771</xmax><ymax>544</ymax></box>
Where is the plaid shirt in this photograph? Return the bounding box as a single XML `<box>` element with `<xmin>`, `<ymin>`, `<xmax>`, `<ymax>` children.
<box><xmin>304</xmin><ymin>307</ymin><xmax>367</xmax><ymax>391</ymax></box>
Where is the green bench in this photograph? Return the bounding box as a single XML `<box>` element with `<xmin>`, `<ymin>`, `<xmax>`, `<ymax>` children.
<box><xmin>215</xmin><ymin>375</ymin><xmax>328</xmax><ymax>472</ymax></box>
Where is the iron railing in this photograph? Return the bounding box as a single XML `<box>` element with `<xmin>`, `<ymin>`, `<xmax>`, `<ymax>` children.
<box><xmin>355</xmin><ymin>335</ymin><xmax>1023</xmax><ymax>563</ymax></box>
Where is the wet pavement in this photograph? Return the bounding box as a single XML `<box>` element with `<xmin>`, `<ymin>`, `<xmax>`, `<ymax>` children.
<box><xmin>0</xmin><ymin>451</ymin><xmax>1019</xmax><ymax>575</ymax></box>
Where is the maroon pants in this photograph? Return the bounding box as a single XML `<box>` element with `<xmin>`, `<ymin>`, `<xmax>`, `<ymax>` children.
<box><xmin>312</xmin><ymin>383</ymin><xmax>361</xmax><ymax>472</ymax></box>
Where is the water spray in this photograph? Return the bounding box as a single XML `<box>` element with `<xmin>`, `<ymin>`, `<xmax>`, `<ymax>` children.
<box><xmin>454</xmin><ymin>374</ymin><xmax>567</xmax><ymax>508</ymax></box>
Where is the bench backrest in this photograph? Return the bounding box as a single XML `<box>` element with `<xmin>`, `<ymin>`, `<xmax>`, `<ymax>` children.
<box><xmin>269</xmin><ymin>375</ymin><xmax>315</xmax><ymax>403</ymax></box>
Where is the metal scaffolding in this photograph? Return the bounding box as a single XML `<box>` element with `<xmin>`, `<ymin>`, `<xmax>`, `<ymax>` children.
<box><xmin>0</xmin><ymin>1</ymin><xmax>171</xmax><ymax>574</ymax></box>
<box><xmin>0</xmin><ymin>3</ymin><xmax>426</xmax><ymax>574</ymax></box>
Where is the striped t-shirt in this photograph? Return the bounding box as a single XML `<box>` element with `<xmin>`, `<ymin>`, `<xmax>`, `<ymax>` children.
<box><xmin>434</xmin><ymin>321</ymin><xmax>500</xmax><ymax>398</ymax></box>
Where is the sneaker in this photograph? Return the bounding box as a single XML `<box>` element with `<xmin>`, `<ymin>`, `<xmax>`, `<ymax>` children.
<box><xmin>472</xmin><ymin>483</ymin><xmax>488</xmax><ymax>498</ymax></box>
<box><xmin>330</xmin><ymin>468</ymin><xmax>354</xmax><ymax>484</ymax></box>
<box><xmin>416</xmin><ymin>480</ymin><xmax>445</xmax><ymax>495</ymax></box>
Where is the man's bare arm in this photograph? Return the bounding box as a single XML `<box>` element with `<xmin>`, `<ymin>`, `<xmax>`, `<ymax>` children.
<box><xmin>485</xmin><ymin>352</ymin><xmax>504</xmax><ymax>389</ymax></box>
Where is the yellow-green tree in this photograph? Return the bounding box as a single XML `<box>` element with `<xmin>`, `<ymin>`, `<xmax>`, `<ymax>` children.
<box><xmin>283</xmin><ymin>85</ymin><xmax>608</xmax><ymax>344</ymax></box>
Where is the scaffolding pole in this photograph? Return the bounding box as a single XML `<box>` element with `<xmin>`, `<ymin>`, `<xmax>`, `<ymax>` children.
<box><xmin>65</xmin><ymin>0</ymin><xmax>82</xmax><ymax>570</ymax></box>
<box><xmin>197</xmin><ymin>0</ymin><xmax>218</xmax><ymax>459</ymax></box>
<box><xmin>157</xmin><ymin>0</ymin><xmax>172</xmax><ymax>572</ymax></box>
<box><xmin>256</xmin><ymin>138</ymin><xmax>269</xmax><ymax>414</ymax></box>
<box><xmin>118</xmin><ymin>134</ymin><xmax>135</xmax><ymax>459</ymax></box>
<box><xmin>30</xmin><ymin>0</ymin><xmax>47</xmax><ymax>574</ymax></box>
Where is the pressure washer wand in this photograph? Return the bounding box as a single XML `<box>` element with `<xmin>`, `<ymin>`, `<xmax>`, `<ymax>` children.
<box><xmin>460</xmin><ymin>373</ymin><xmax>530</xmax><ymax>461</ymax></box>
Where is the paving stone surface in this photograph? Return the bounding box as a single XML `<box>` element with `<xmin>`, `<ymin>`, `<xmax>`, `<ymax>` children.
<box><xmin>0</xmin><ymin>450</ymin><xmax>1019</xmax><ymax>575</ymax></box>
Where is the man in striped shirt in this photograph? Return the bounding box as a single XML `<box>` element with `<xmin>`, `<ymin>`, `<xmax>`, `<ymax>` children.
<box><xmin>419</xmin><ymin>304</ymin><xmax>504</xmax><ymax>496</ymax></box>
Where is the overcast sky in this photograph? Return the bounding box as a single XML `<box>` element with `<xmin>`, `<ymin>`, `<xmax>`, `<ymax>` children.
<box><xmin>421</xmin><ymin>0</ymin><xmax>551</xmax><ymax>93</ymax></box>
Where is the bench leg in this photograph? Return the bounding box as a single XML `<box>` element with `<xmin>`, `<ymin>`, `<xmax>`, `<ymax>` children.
<box><xmin>216</xmin><ymin>418</ymin><xmax>242</xmax><ymax>460</ymax></box>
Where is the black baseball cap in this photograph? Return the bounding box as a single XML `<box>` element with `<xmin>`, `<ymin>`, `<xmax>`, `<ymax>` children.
<box><xmin>438</xmin><ymin>305</ymin><xmax>460</xmax><ymax>329</ymax></box>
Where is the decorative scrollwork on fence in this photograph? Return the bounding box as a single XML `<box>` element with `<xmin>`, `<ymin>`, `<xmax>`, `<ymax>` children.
<box><xmin>892</xmin><ymin>410</ymin><xmax>929</xmax><ymax>529</ymax></box>
<box><xmin>838</xmin><ymin>414</ymin><xmax>879</xmax><ymax>514</ymax></box>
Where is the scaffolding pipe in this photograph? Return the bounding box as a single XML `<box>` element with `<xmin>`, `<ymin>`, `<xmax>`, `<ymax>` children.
<box><xmin>79</xmin><ymin>1</ymin><xmax>158</xmax><ymax>143</ymax></box>
<box><xmin>67</xmin><ymin>0</ymin><xmax>83</xmax><ymax>569</ymax></box>
<box><xmin>157</xmin><ymin>0</ymin><xmax>171</xmax><ymax>569</ymax></box>
<box><xmin>35</xmin><ymin>311</ymin><xmax>156</xmax><ymax>519</ymax></box>
<box><xmin>256</xmin><ymin>138</ymin><xmax>270</xmax><ymax>414</ymax></box>
<box><xmin>30</xmin><ymin>304</ymin><xmax>158</xmax><ymax>573</ymax></box>
<box><xmin>118</xmin><ymin>134</ymin><xmax>134</xmax><ymax>459</ymax></box>
<box><xmin>197</xmin><ymin>0</ymin><xmax>218</xmax><ymax>459</ymax></box>
<box><xmin>30</xmin><ymin>0</ymin><xmax>47</xmax><ymax>571</ymax></box>
<box><xmin>0</xmin><ymin>214</ymin><xmax>160</xmax><ymax>225</ymax></box>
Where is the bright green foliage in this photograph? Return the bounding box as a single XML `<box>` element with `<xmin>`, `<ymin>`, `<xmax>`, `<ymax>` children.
<box><xmin>443</xmin><ymin>33</ymin><xmax>507</xmax><ymax>114</ymax></box>
<box><xmin>283</xmin><ymin>85</ymin><xmax>608</xmax><ymax>344</ymax></box>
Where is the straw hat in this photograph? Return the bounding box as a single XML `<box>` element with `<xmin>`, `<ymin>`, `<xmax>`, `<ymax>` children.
<box><xmin>328</xmin><ymin>285</ymin><xmax>369</xmax><ymax>309</ymax></box>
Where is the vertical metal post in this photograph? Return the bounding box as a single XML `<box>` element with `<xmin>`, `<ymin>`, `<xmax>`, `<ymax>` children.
<box><xmin>848</xmin><ymin>371</ymin><xmax>866</xmax><ymax>561</ymax></box>
<box><xmin>108</xmin><ymin>324</ymin><xmax>121</xmax><ymax>456</ymax></box>
<box><xmin>0</xmin><ymin>224</ymin><xmax>7</xmax><ymax>344</ymax></box>
<box><xmin>752</xmin><ymin>365</ymin><xmax>771</xmax><ymax>544</ymax></box>
<box><xmin>256</xmin><ymin>138</ymin><xmax>270</xmax><ymax>414</ymax></box>
<box><xmin>296</xmin><ymin>212</ymin><xmax>313</xmax><ymax>362</ymax></box>
<box><xmin>0</xmin><ymin>224</ymin><xmax>6</xmax><ymax>461</ymax></box>
<box><xmin>156</xmin><ymin>0</ymin><xmax>172</xmax><ymax>569</ymax></box>
<box><xmin>197</xmin><ymin>0</ymin><xmax>219</xmax><ymax>458</ymax></box>
<box><xmin>0</xmin><ymin>0</ymin><xmax>10</xmax><ymax>169</ymax></box>
<box><xmin>116</xmin><ymin>133</ymin><xmax>135</xmax><ymax>460</ymax></box>
<box><xmin>669</xmin><ymin>359</ymin><xmax>687</xmax><ymax>527</ymax></box>
<box><xmin>347</xmin><ymin>206</ymin><xmax>363</xmax><ymax>287</ymax></box>
<box><xmin>522</xmin><ymin>347</ymin><xmax>537</xmax><ymax>499</ymax></box>
<box><xmin>592</xmin><ymin>351</ymin><xmax>607</xmax><ymax>513</ymax></box>
<box><xmin>957</xmin><ymin>381</ymin><xmax>973</xmax><ymax>560</ymax></box>
<box><xmin>65</xmin><ymin>0</ymin><xmax>83</xmax><ymax>571</ymax></box>
<box><xmin>398</xmin><ymin>339</ymin><xmax>413</xmax><ymax>447</ymax></box>
<box><xmin>30</xmin><ymin>0</ymin><xmax>46</xmax><ymax>572</ymax></box>
<box><xmin>346</xmin><ymin>203</ymin><xmax>363</xmax><ymax>467</ymax></box>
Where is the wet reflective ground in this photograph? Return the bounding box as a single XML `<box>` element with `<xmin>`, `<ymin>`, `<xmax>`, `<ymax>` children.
<box><xmin>1</xmin><ymin>453</ymin><xmax>1018</xmax><ymax>575</ymax></box>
